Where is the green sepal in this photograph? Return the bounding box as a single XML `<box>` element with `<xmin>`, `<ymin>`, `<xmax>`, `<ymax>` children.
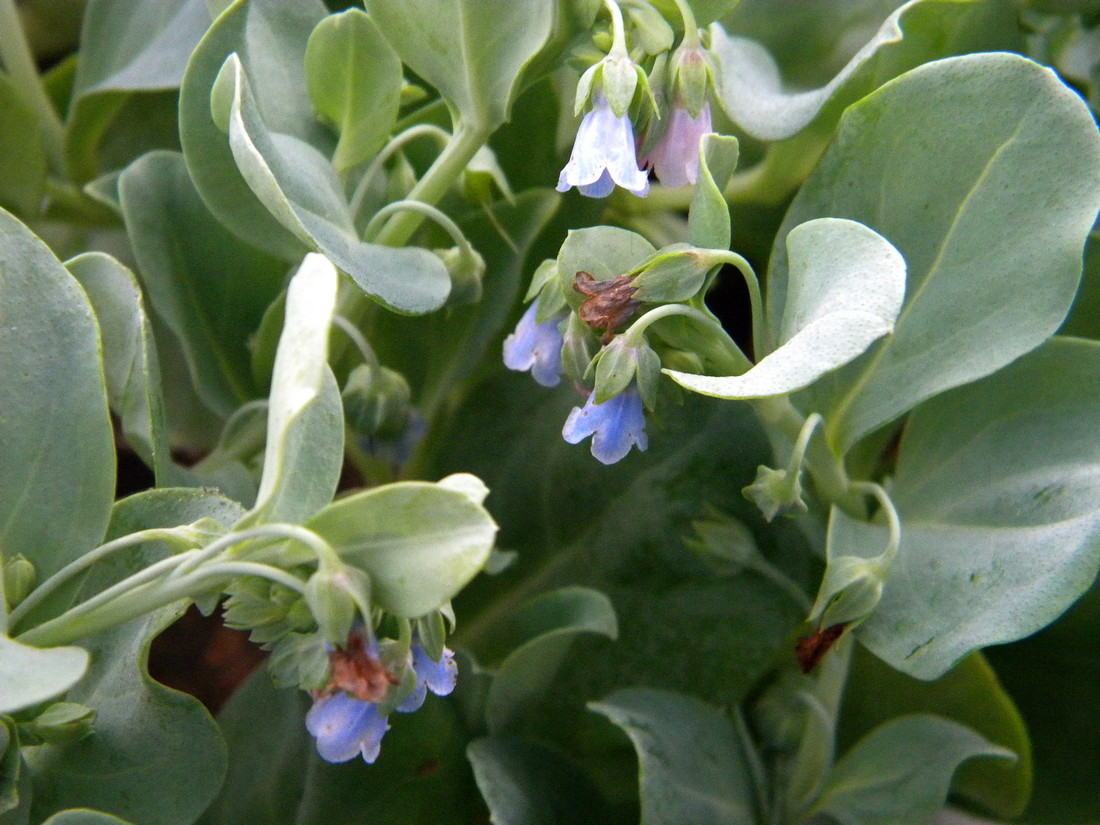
<box><xmin>561</xmin><ymin>313</ymin><xmax>598</xmax><ymax>384</ymax></box>
<box><xmin>303</xmin><ymin>567</ymin><xmax>368</xmax><ymax>646</ymax></box>
<box><xmin>742</xmin><ymin>464</ymin><xmax>807</xmax><ymax>522</ymax></box>
<box><xmin>689</xmin><ymin>134</ymin><xmax>739</xmax><ymax>251</ymax></box>
<box><xmin>436</xmin><ymin>245</ymin><xmax>487</xmax><ymax>306</ymax></box>
<box><xmin>266</xmin><ymin>631</ymin><xmax>330</xmax><ymax>691</ymax></box>
<box><xmin>631</xmin><ymin>245</ymin><xmax>713</xmax><ymax>303</ymax></box>
<box><xmin>602</xmin><ymin>53</ymin><xmax>639</xmax><ymax>117</ymax></box>
<box><xmin>416</xmin><ymin>611</ymin><xmax>448</xmax><ymax>663</ymax></box>
<box><xmin>624</xmin><ymin>0</ymin><xmax>674</xmax><ymax>54</ymax></box>
<box><xmin>342</xmin><ymin>363</ymin><xmax>412</xmax><ymax>440</ymax></box>
<box><xmin>809</xmin><ymin>555</ymin><xmax>885</xmax><ymax>630</ymax></box>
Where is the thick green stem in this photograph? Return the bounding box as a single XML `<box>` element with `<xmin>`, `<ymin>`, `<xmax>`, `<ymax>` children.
<box><xmin>0</xmin><ymin>0</ymin><xmax>64</xmax><ymax>175</ymax></box>
<box><xmin>9</xmin><ymin>528</ymin><xmax>203</xmax><ymax>630</ymax></box>
<box><xmin>19</xmin><ymin>560</ymin><xmax>304</xmax><ymax>648</ymax></box>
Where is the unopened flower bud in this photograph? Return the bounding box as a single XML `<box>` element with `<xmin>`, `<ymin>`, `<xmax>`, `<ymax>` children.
<box><xmin>3</xmin><ymin>555</ymin><xmax>35</xmax><ymax>608</ymax></box>
<box><xmin>342</xmin><ymin>364</ymin><xmax>411</xmax><ymax>440</ymax></box>
<box><xmin>809</xmin><ymin>555</ymin><xmax>885</xmax><ymax>630</ymax></box>
<box><xmin>593</xmin><ymin>334</ymin><xmax>661</xmax><ymax>409</ymax></box>
<box><xmin>436</xmin><ymin>245</ymin><xmax>485</xmax><ymax>306</ymax></box>
<box><xmin>305</xmin><ymin>567</ymin><xmax>370</xmax><ymax>646</ymax></box>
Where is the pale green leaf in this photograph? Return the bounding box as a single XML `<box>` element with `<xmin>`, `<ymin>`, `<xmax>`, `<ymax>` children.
<box><xmin>0</xmin><ymin>638</ymin><xmax>88</xmax><ymax>716</ymax></box>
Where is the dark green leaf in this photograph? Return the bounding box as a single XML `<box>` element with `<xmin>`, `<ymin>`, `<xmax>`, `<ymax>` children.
<box><xmin>590</xmin><ymin>688</ymin><xmax>757</xmax><ymax>825</ymax></box>
<box><xmin>0</xmin><ymin>74</ymin><xmax>46</xmax><ymax>217</ymax></box>
<box><xmin>813</xmin><ymin>715</ymin><xmax>1012</xmax><ymax>825</ymax></box>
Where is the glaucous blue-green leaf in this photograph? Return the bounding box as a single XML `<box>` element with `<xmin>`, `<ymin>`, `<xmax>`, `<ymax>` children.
<box><xmin>1</xmin><ymin>717</ymin><xmax>19</xmax><ymax>816</ymax></box>
<box><xmin>41</xmin><ymin>812</ymin><xmax>135</xmax><ymax>824</ymax></box>
<box><xmin>304</xmin><ymin>9</ymin><xmax>401</xmax><ymax>172</ymax></box>
<box><xmin>485</xmin><ymin>587</ymin><xmax>617</xmax><ymax>734</ymax></box>
<box><xmin>366</xmin><ymin>0</ymin><xmax>554</xmax><ymax>129</ymax></box>
<box><xmin>466</xmin><ymin>736</ymin><xmax>604</xmax><ymax>825</ymax></box>
<box><xmin>839</xmin><ymin>648</ymin><xmax>1031</xmax><ymax>819</ymax></box>
<box><xmin>667</xmin><ymin>218</ymin><xmax>904</xmax><ymax>399</ymax></box>
<box><xmin>216</xmin><ymin>54</ymin><xmax>451</xmax><ymax>314</ymax></box>
<box><xmin>811</xmin><ymin>715</ymin><xmax>1012</xmax><ymax>825</ymax></box>
<box><xmin>0</xmin><ymin>638</ymin><xmax>88</xmax><ymax>716</ymax></box>
<box><xmin>710</xmin><ymin>0</ymin><xmax>1023</xmax><ymax>204</ymax></box>
<box><xmin>0</xmin><ymin>74</ymin><xmax>46</xmax><ymax>216</ymax></box>
<box><xmin>239</xmin><ymin>254</ymin><xmax>343</xmax><ymax>527</ymax></box>
<box><xmin>64</xmin><ymin>0</ymin><xmax>209</xmax><ymax>182</ymax></box>
<box><xmin>118</xmin><ymin>150</ymin><xmax>284</xmax><ymax>419</ymax></box>
<box><xmin>179</xmin><ymin>0</ymin><xmax>327</xmax><ymax>260</ymax></box>
<box><xmin>0</xmin><ymin>208</ymin><xmax>114</xmax><ymax>580</ymax></box>
<box><xmin>772</xmin><ymin>53</ymin><xmax>1100</xmax><ymax>454</ymax></box>
<box><xmin>65</xmin><ymin>252</ymin><xmax>183</xmax><ymax>486</ymax></box>
<box><xmin>24</xmin><ymin>490</ymin><xmax>234</xmax><ymax>825</ymax></box>
<box><xmin>688</xmin><ymin>134</ymin><xmax>739</xmax><ymax>251</ymax></box>
<box><xmin>307</xmin><ymin>474</ymin><xmax>498</xmax><ymax>618</ymax></box>
<box><xmin>649</xmin><ymin>0</ymin><xmax>741</xmax><ymax>27</ymax></box>
<box><xmin>590</xmin><ymin>688</ymin><xmax>757</xmax><ymax>825</ymax></box>
<box><xmin>202</xmin><ymin>667</ymin><xmax>470</xmax><ymax>825</ymax></box>
<box><xmin>712</xmin><ymin>0</ymin><xmax>989</xmax><ymax>141</ymax></box>
<box><xmin>833</xmin><ymin>338</ymin><xmax>1100</xmax><ymax>679</ymax></box>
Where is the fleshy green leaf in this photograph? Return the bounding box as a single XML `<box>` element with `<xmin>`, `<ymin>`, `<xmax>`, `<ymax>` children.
<box><xmin>118</xmin><ymin>150</ymin><xmax>283</xmax><ymax>419</ymax></box>
<box><xmin>812</xmin><ymin>715</ymin><xmax>1013</xmax><ymax>825</ymax></box>
<box><xmin>179</xmin><ymin>0</ymin><xmax>328</xmax><ymax>260</ymax></box>
<box><xmin>837</xmin><ymin>338</ymin><xmax>1100</xmax><ymax>679</ymax></box>
<box><xmin>485</xmin><ymin>587</ymin><xmax>617</xmax><ymax>734</ymax></box>
<box><xmin>467</xmin><ymin>736</ymin><xmax>604</xmax><ymax>825</ymax></box>
<box><xmin>839</xmin><ymin>648</ymin><xmax>1032</xmax><ymax>819</ymax></box>
<box><xmin>304</xmin><ymin>9</ymin><xmax>401</xmax><ymax>172</ymax></box>
<box><xmin>771</xmin><ymin>53</ymin><xmax>1100</xmax><ymax>453</ymax></box>
<box><xmin>24</xmin><ymin>490</ymin><xmax>236</xmax><ymax>825</ymax></box>
<box><xmin>365</xmin><ymin>0</ymin><xmax>554</xmax><ymax>129</ymax></box>
<box><xmin>0</xmin><ymin>638</ymin><xmax>88</xmax><ymax>716</ymax></box>
<box><xmin>0</xmin><ymin>73</ymin><xmax>47</xmax><ymax>216</ymax></box>
<box><xmin>240</xmin><ymin>253</ymin><xmax>343</xmax><ymax>526</ymax></box>
<box><xmin>64</xmin><ymin>0</ymin><xmax>209</xmax><ymax>182</ymax></box>
<box><xmin>41</xmin><ymin>812</ymin><xmax>135</xmax><ymax>825</ymax></box>
<box><xmin>590</xmin><ymin>688</ymin><xmax>758</xmax><ymax>825</ymax></box>
<box><xmin>65</xmin><ymin>253</ymin><xmax>183</xmax><ymax>486</ymax></box>
<box><xmin>668</xmin><ymin>218</ymin><xmax>905</xmax><ymax>399</ymax></box>
<box><xmin>217</xmin><ymin>54</ymin><xmax>451</xmax><ymax>314</ymax></box>
<box><xmin>0</xmin><ymin>208</ymin><xmax>114</xmax><ymax>580</ymax></box>
<box><xmin>306</xmin><ymin>478</ymin><xmax>498</xmax><ymax>619</ymax></box>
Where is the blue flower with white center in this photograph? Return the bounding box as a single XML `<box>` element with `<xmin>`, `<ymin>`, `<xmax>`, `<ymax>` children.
<box><xmin>562</xmin><ymin>385</ymin><xmax>648</xmax><ymax>465</ymax></box>
<box><xmin>306</xmin><ymin>691</ymin><xmax>391</xmax><ymax>764</ymax></box>
<box><xmin>503</xmin><ymin>299</ymin><xmax>566</xmax><ymax>387</ymax></box>
<box><xmin>396</xmin><ymin>644</ymin><xmax>458</xmax><ymax>713</ymax></box>
<box><xmin>557</xmin><ymin>92</ymin><xmax>649</xmax><ymax>199</ymax></box>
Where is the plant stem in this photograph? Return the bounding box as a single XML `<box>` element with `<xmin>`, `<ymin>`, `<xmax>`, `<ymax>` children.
<box><xmin>348</xmin><ymin>123</ymin><xmax>452</xmax><ymax>221</ymax></box>
<box><xmin>363</xmin><ymin>199</ymin><xmax>472</xmax><ymax>254</ymax></box>
<box><xmin>671</xmin><ymin>0</ymin><xmax>700</xmax><ymax>48</ymax></box>
<box><xmin>627</xmin><ymin>302</ymin><xmax>752</xmax><ymax>373</ymax></box>
<box><xmin>705</xmin><ymin>249</ymin><xmax>768</xmax><ymax>358</ymax></box>
<box><xmin>9</xmin><ymin>528</ymin><xmax>203</xmax><ymax>630</ymax></box>
<box><xmin>0</xmin><ymin>0</ymin><xmax>64</xmax><ymax>174</ymax></box>
<box><xmin>604</xmin><ymin>0</ymin><xmax>630</xmax><ymax>57</ymax></box>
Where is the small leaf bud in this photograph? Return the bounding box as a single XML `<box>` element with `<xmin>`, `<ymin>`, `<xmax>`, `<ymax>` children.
<box><xmin>3</xmin><ymin>555</ymin><xmax>35</xmax><ymax>608</ymax></box>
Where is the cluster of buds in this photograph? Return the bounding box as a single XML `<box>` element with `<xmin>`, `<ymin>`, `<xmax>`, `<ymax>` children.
<box><xmin>558</xmin><ymin>0</ymin><xmax>720</xmax><ymax>198</ymax></box>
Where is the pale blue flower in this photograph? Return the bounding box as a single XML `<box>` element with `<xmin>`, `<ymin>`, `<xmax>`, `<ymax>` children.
<box><xmin>503</xmin><ymin>299</ymin><xmax>565</xmax><ymax>387</ymax></box>
<box><xmin>562</xmin><ymin>385</ymin><xmax>648</xmax><ymax>464</ymax></box>
<box><xmin>396</xmin><ymin>644</ymin><xmax>458</xmax><ymax>713</ymax></box>
<box><xmin>306</xmin><ymin>691</ymin><xmax>391</xmax><ymax>764</ymax></box>
<box><xmin>557</xmin><ymin>93</ymin><xmax>649</xmax><ymax>198</ymax></box>
<box><xmin>642</xmin><ymin>102</ymin><xmax>712</xmax><ymax>188</ymax></box>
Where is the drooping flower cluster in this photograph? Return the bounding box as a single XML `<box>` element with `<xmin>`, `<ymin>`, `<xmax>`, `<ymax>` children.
<box><xmin>306</xmin><ymin>633</ymin><xmax>457</xmax><ymax>764</ymax></box>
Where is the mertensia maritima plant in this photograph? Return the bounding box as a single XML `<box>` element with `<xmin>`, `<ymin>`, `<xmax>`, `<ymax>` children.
<box><xmin>1</xmin><ymin>1</ymin><xmax>1100</xmax><ymax>823</ymax></box>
